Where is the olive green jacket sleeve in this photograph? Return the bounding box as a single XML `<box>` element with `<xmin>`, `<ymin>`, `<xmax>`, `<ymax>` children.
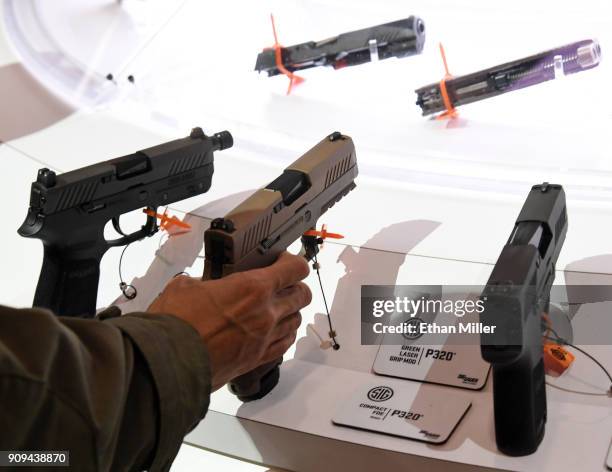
<box><xmin>0</xmin><ymin>305</ymin><xmax>211</xmax><ymax>472</ymax></box>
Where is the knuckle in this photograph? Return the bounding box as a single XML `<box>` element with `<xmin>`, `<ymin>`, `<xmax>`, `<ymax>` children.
<box><xmin>298</xmin><ymin>282</ymin><xmax>312</xmax><ymax>305</ymax></box>
<box><xmin>294</xmin><ymin>255</ymin><xmax>310</xmax><ymax>278</ymax></box>
<box><xmin>292</xmin><ymin>311</ymin><xmax>302</xmax><ymax>329</ymax></box>
<box><xmin>168</xmin><ymin>275</ymin><xmax>187</xmax><ymax>291</ymax></box>
<box><xmin>277</xmin><ymin>301</ymin><xmax>293</xmax><ymax>319</ymax></box>
<box><xmin>284</xmin><ymin>332</ymin><xmax>297</xmax><ymax>350</ymax></box>
<box><xmin>272</xmin><ymin>341</ymin><xmax>287</xmax><ymax>357</ymax></box>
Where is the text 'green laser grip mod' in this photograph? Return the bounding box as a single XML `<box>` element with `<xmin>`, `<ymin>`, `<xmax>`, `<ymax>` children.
<box><xmin>203</xmin><ymin>132</ymin><xmax>358</xmax><ymax>401</ymax></box>
<box><xmin>481</xmin><ymin>183</ymin><xmax>567</xmax><ymax>456</ymax></box>
<box><xmin>18</xmin><ymin>128</ymin><xmax>233</xmax><ymax>317</ymax></box>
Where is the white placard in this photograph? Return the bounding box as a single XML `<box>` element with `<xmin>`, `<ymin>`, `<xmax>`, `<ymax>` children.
<box><xmin>373</xmin><ymin>310</ymin><xmax>490</xmax><ymax>390</ymax></box>
<box><xmin>332</xmin><ymin>382</ymin><xmax>472</xmax><ymax>445</ymax></box>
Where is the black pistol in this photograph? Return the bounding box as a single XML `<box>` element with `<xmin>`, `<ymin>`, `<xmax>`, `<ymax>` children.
<box><xmin>255</xmin><ymin>17</ymin><xmax>426</xmax><ymax>76</ymax></box>
<box><xmin>481</xmin><ymin>182</ymin><xmax>568</xmax><ymax>456</ymax></box>
<box><xmin>18</xmin><ymin>128</ymin><xmax>233</xmax><ymax>317</ymax></box>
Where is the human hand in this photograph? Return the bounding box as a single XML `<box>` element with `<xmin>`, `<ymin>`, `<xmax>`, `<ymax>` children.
<box><xmin>148</xmin><ymin>252</ymin><xmax>311</xmax><ymax>391</ymax></box>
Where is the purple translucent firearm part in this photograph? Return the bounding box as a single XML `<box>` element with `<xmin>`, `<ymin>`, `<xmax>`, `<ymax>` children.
<box><xmin>415</xmin><ymin>39</ymin><xmax>601</xmax><ymax>116</ymax></box>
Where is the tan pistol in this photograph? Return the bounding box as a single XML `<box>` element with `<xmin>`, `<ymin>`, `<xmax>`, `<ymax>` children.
<box><xmin>203</xmin><ymin>131</ymin><xmax>358</xmax><ymax>401</ymax></box>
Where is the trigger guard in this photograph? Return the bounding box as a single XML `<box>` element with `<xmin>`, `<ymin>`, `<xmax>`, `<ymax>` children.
<box><xmin>112</xmin><ymin>216</ymin><xmax>127</xmax><ymax>236</ymax></box>
<box><xmin>107</xmin><ymin>208</ymin><xmax>159</xmax><ymax>248</ymax></box>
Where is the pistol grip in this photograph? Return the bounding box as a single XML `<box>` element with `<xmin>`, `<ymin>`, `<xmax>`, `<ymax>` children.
<box><xmin>33</xmin><ymin>245</ymin><xmax>103</xmax><ymax>318</ymax></box>
<box><xmin>491</xmin><ymin>357</ymin><xmax>547</xmax><ymax>456</ymax></box>
<box><xmin>228</xmin><ymin>358</ymin><xmax>283</xmax><ymax>402</ymax></box>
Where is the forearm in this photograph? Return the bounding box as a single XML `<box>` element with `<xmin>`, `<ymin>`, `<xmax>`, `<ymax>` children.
<box><xmin>0</xmin><ymin>305</ymin><xmax>211</xmax><ymax>471</ymax></box>
<box><xmin>107</xmin><ymin>309</ymin><xmax>212</xmax><ymax>470</ymax></box>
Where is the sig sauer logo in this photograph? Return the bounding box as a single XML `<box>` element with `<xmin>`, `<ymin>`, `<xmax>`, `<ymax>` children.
<box><xmin>457</xmin><ymin>373</ymin><xmax>478</xmax><ymax>385</ymax></box>
<box><xmin>367</xmin><ymin>386</ymin><xmax>394</xmax><ymax>402</ymax></box>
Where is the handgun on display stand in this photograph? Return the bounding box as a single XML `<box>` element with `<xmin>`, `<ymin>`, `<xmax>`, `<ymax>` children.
<box><xmin>18</xmin><ymin>128</ymin><xmax>233</xmax><ymax>317</ymax></box>
<box><xmin>203</xmin><ymin>131</ymin><xmax>358</xmax><ymax>402</ymax></box>
<box><xmin>255</xmin><ymin>17</ymin><xmax>426</xmax><ymax>76</ymax></box>
<box><xmin>480</xmin><ymin>183</ymin><xmax>568</xmax><ymax>456</ymax></box>
<box><xmin>416</xmin><ymin>39</ymin><xmax>601</xmax><ymax>116</ymax></box>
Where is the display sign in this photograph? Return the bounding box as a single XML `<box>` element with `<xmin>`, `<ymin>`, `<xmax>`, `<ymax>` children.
<box><xmin>332</xmin><ymin>382</ymin><xmax>472</xmax><ymax>444</ymax></box>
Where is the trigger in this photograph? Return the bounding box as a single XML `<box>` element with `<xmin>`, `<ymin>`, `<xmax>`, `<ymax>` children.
<box><xmin>112</xmin><ymin>216</ymin><xmax>127</xmax><ymax>236</ymax></box>
<box><xmin>300</xmin><ymin>234</ymin><xmax>320</xmax><ymax>261</ymax></box>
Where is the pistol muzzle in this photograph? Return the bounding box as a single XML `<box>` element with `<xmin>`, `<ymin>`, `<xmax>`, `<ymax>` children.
<box><xmin>212</xmin><ymin>130</ymin><xmax>233</xmax><ymax>151</ymax></box>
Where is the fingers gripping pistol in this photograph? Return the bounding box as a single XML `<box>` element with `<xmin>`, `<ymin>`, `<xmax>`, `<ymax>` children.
<box><xmin>481</xmin><ymin>183</ymin><xmax>567</xmax><ymax>456</ymax></box>
<box><xmin>203</xmin><ymin>131</ymin><xmax>358</xmax><ymax>401</ymax></box>
<box><xmin>18</xmin><ymin>128</ymin><xmax>233</xmax><ymax>317</ymax></box>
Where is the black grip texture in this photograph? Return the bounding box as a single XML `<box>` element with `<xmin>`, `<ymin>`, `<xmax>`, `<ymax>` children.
<box><xmin>33</xmin><ymin>245</ymin><xmax>102</xmax><ymax>318</ymax></box>
<box><xmin>491</xmin><ymin>358</ymin><xmax>546</xmax><ymax>456</ymax></box>
<box><xmin>228</xmin><ymin>358</ymin><xmax>283</xmax><ymax>402</ymax></box>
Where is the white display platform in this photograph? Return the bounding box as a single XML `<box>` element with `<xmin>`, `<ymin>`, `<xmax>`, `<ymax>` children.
<box><xmin>2</xmin><ymin>111</ymin><xmax>611</xmax><ymax>471</ymax></box>
<box><xmin>115</xmin><ymin>191</ymin><xmax>612</xmax><ymax>472</ymax></box>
